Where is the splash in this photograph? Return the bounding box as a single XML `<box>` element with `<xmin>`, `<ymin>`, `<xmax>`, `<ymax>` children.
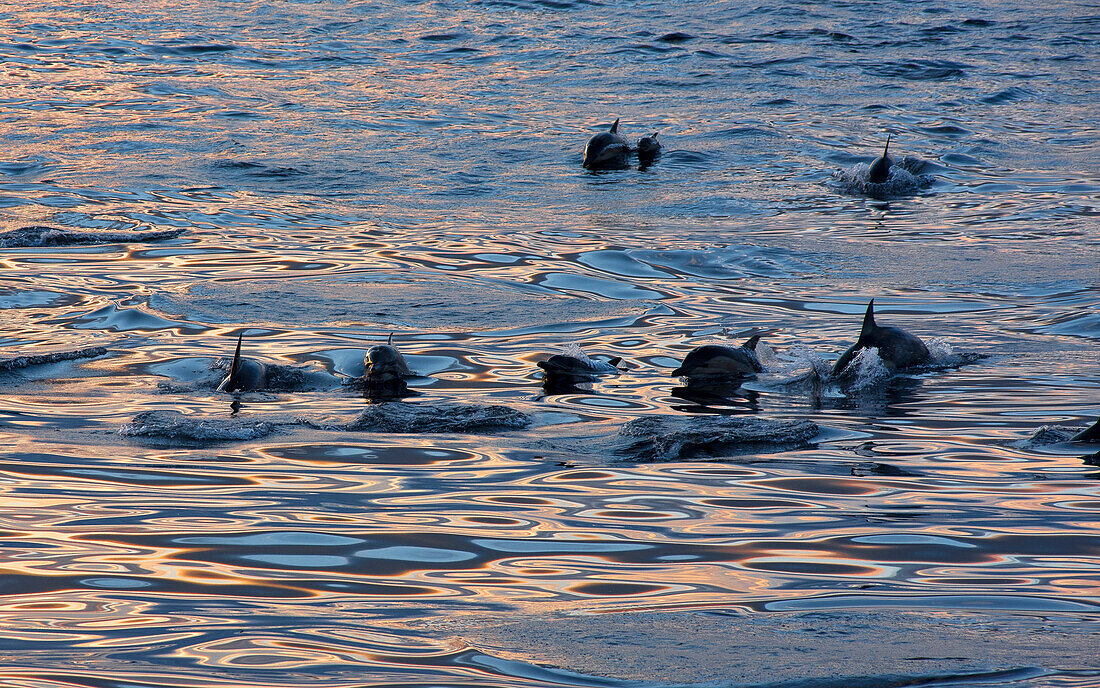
<box><xmin>759</xmin><ymin>343</ymin><xmax>835</xmax><ymax>390</ymax></box>
<box><xmin>0</xmin><ymin>225</ymin><xmax>185</xmax><ymax>247</ymax></box>
<box><xmin>544</xmin><ymin>342</ymin><xmax>620</xmax><ymax>374</ymax></box>
<box><xmin>837</xmin><ymin>347</ymin><xmax>893</xmax><ymax>391</ymax></box>
<box><xmin>1018</xmin><ymin>424</ymin><xmax>1098</xmax><ymax>448</ymax></box>
<box><xmin>157</xmin><ymin>359</ymin><xmax>332</xmax><ymax>393</ymax></box>
<box><xmin>832</xmin><ymin>156</ymin><xmax>935</xmax><ymax>198</ymax></box>
<box><xmin>615</xmin><ymin>415</ymin><xmax>818</xmax><ymax>461</ymax></box>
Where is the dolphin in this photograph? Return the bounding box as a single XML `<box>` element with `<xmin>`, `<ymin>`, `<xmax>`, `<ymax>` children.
<box><xmin>582</xmin><ymin>119</ymin><xmax>631</xmax><ymax>170</ymax></box>
<box><xmin>637</xmin><ymin>132</ymin><xmax>661</xmax><ymax>165</ymax></box>
<box><xmin>1072</xmin><ymin>417</ymin><xmax>1100</xmax><ymax>443</ymax></box>
<box><xmin>217</xmin><ymin>333</ymin><xmax>267</xmax><ymax>393</ymax></box>
<box><xmin>538</xmin><ymin>354</ymin><xmax>623</xmax><ymax>377</ymax></box>
<box><xmin>867</xmin><ymin>135</ymin><xmax>893</xmax><ymax>184</ymax></box>
<box><xmin>361</xmin><ymin>333</ymin><xmax>414</xmax><ymax>398</ymax></box>
<box><xmin>672</xmin><ymin>336</ymin><xmax>763</xmax><ymax>379</ymax></box>
<box><xmin>832</xmin><ymin>299</ymin><xmax>932</xmax><ymax>377</ymax></box>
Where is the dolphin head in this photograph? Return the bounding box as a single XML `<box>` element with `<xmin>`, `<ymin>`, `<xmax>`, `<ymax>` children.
<box><xmin>364</xmin><ymin>334</ymin><xmax>412</xmax><ymax>385</ymax></box>
<box><xmin>583</xmin><ymin>119</ymin><xmax>630</xmax><ymax>169</ymax></box>
<box><xmin>365</xmin><ymin>345</ymin><xmax>410</xmax><ymax>380</ymax></box>
<box><xmin>637</xmin><ymin>132</ymin><xmax>661</xmax><ymax>157</ymax></box>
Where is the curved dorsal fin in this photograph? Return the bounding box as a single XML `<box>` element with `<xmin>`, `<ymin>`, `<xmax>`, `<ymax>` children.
<box><xmin>231</xmin><ymin>333</ymin><xmax>243</xmax><ymax>381</ymax></box>
<box><xmin>608</xmin><ymin>356</ymin><xmax>623</xmax><ymax>368</ymax></box>
<box><xmin>610</xmin><ymin>118</ymin><xmax>620</xmax><ymax>134</ymax></box>
<box><xmin>743</xmin><ymin>335</ymin><xmax>761</xmax><ymax>351</ymax></box>
<box><xmin>859</xmin><ymin>300</ymin><xmax>877</xmax><ymax>341</ymax></box>
<box><xmin>1073</xmin><ymin>417</ymin><xmax>1100</xmax><ymax>443</ymax></box>
<box><xmin>387</xmin><ymin>332</ymin><xmax>393</xmax><ymax>345</ymax></box>
<box><xmin>883</xmin><ymin>134</ymin><xmax>891</xmax><ymax>158</ymax></box>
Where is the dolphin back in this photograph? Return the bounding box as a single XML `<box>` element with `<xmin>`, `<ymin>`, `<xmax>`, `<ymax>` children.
<box><xmin>672</xmin><ymin>344</ymin><xmax>762</xmax><ymax>378</ymax></box>
<box><xmin>217</xmin><ymin>334</ymin><xmax>268</xmax><ymax>392</ymax></box>
<box><xmin>867</xmin><ymin>135</ymin><xmax>893</xmax><ymax>183</ymax></box>
<box><xmin>538</xmin><ymin>354</ymin><xmax>620</xmax><ymax>376</ymax></box>
<box><xmin>832</xmin><ymin>299</ymin><xmax>931</xmax><ymax>376</ymax></box>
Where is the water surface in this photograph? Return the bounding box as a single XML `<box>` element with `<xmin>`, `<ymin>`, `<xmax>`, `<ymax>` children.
<box><xmin>1</xmin><ymin>0</ymin><xmax>1098</xmax><ymax>686</ymax></box>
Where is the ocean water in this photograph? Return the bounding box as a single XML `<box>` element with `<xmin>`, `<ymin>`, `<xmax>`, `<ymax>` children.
<box><xmin>0</xmin><ymin>0</ymin><xmax>1098</xmax><ymax>686</ymax></box>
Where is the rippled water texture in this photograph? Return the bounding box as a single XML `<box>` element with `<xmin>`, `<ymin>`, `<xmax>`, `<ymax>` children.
<box><xmin>1</xmin><ymin>1</ymin><xmax>1098</xmax><ymax>686</ymax></box>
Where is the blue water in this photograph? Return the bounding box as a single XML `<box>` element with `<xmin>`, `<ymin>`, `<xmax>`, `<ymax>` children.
<box><xmin>0</xmin><ymin>1</ymin><xmax>1098</xmax><ymax>686</ymax></box>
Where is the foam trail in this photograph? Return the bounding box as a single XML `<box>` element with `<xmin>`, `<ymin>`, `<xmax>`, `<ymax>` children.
<box><xmin>0</xmin><ymin>225</ymin><xmax>185</xmax><ymax>247</ymax></box>
<box><xmin>0</xmin><ymin>346</ymin><xmax>108</xmax><ymax>372</ymax></box>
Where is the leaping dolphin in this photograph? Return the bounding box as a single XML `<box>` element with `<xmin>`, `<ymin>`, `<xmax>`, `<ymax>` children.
<box><xmin>672</xmin><ymin>336</ymin><xmax>764</xmax><ymax>380</ymax></box>
<box><xmin>832</xmin><ymin>300</ymin><xmax>932</xmax><ymax>377</ymax></box>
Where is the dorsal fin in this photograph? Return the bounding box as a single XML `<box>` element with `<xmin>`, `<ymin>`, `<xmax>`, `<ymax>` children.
<box><xmin>859</xmin><ymin>300</ymin><xmax>877</xmax><ymax>341</ymax></box>
<box><xmin>387</xmin><ymin>332</ymin><xmax>393</xmax><ymax>345</ymax></box>
<box><xmin>231</xmin><ymin>333</ymin><xmax>243</xmax><ymax>381</ymax></box>
<box><xmin>742</xmin><ymin>335</ymin><xmax>761</xmax><ymax>351</ymax></box>
<box><xmin>1073</xmin><ymin>417</ymin><xmax>1100</xmax><ymax>443</ymax></box>
<box><xmin>607</xmin><ymin>356</ymin><xmax>623</xmax><ymax>368</ymax></box>
<box><xmin>652</xmin><ymin>132</ymin><xmax>659</xmax><ymax>138</ymax></box>
<box><xmin>882</xmin><ymin>135</ymin><xmax>891</xmax><ymax>158</ymax></box>
<box><xmin>610</xmin><ymin>118</ymin><xmax>620</xmax><ymax>134</ymax></box>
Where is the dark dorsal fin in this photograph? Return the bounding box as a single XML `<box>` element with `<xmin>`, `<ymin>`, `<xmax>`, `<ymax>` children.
<box><xmin>742</xmin><ymin>335</ymin><xmax>761</xmax><ymax>351</ymax></box>
<box><xmin>652</xmin><ymin>132</ymin><xmax>659</xmax><ymax>138</ymax></box>
<box><xmin>610</xmin><ymin>118</ymin><xmax>620</xmax><ymax>134</ymax></box>
<box><xmin>1073</xmin><ymin>417</ymin><xmax>1100</xmax><ymax>443</ymax></box>
<box><xmin>231</xmin><ymin>333</ymin><xmax>243</xmax><ymax>381</ymax></box>
<box><xmin>607</xmin><ymin>356</ymin><xmax>623</xmax><ymax>368</ymax></box>
<box><xmin>387</xmin><ymin>332</ymin><xmax>393</xmax><ymax>345</ymax></box>
<box><xmin>882</xmin><ymin>135</ymin><xmax>891</xmax><ymax>158</ymax></box>
<box><xmin>858</xmin><ymin>299</ymin><xmax>877</xmax><ymax>342</ymax></box>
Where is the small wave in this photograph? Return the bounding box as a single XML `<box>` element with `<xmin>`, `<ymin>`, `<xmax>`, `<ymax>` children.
<box><xmin>868</xmin><ymin>59</ymin><xmax>970</xmax><ymax>81</ymax></box>
<box><xmin>0</xmin><ymin>346</ymin><xmax>108</xmax><ymax>372</ymax></box>
<box><xmin>980</xmin><ymin>86</ymin><xmax>1034</xmax><ymax>104</ymax></box>
<box><xmin>119</xmin><ymin>410</ymin><xmax>283</xmax><ymax>443</ymax></box>
<box><xmin>655</xmin><ymin>32</ymin><xmax>695</xmax><ymax>43</ymax></box>
<box><xmin>831</xmin><ymin>157</ymin><xmax>935</xmax><ymax>198</ymax></box>
<box><xmin>614</xmin><ymin>415</ymin><xmax>818</xmax><ymax>461</ymax></box>
<box><xmin>0</xmin><ymin>226</ymin><xmax>185</xmax><ymax>248</ymax></box>
<box><xmin>155</xmin><ymin>44</ymin><xmax>237</xmax><ymax>55</ymax></box>
<box><xmin>305</xmin><ymin>402</ymin><xmax>533</xmax><ymax>434</ymax></box>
